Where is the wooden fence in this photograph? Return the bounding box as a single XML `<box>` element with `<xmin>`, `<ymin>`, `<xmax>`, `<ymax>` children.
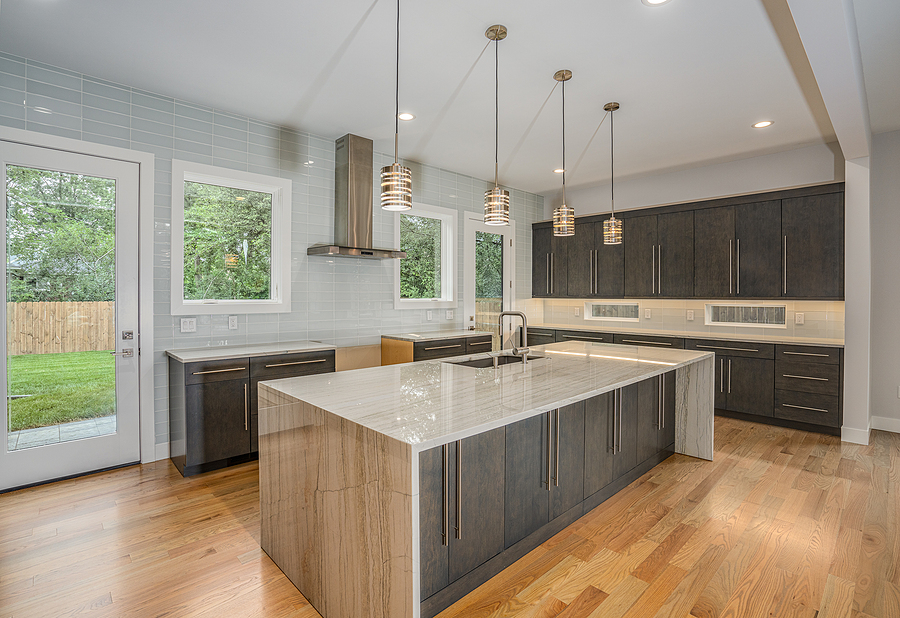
<box><xmin>475</xmin><ymin>297</ymin><xmax>503</xmax><ymax>349</ymax></box>
<box><xmin>6</xmin><ymin>302</ymin><xmax>115</xmax><ymax>355</ymax></box>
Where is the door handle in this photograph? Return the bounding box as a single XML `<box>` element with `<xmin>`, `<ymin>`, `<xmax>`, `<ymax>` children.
<box><xmin>455</xmin><ymin>440</ymin><xmax>462</xmax><ymax>540</ymax></box>
<box><xmin>110</xmin><ymin>348</ymin><xmax>134</xmax><ymax>358</ymax></box>
<box><xmin>442</xmin><ymin>444</ymin><xmax>449</xmax><ymax>546</ymax></box>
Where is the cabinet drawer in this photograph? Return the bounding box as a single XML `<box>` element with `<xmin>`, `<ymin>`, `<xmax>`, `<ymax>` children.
<box><xmin>556</xmin><ymin>330</ymin><xmax>614</xmax><ymax>344</ymax></box>
<box><xmin>524</xmin><ymin>329</ymin><xmax>556</xmax><ymax>347</ymax></box>
<box><xmin>775</xmin><ymin>390</ymin><xmax>840</xmax><ymax>428</ymax></box>
<box><xmin>466</xmin><ymin>336</ymin><xmax>494</xmax><ymax>354</ymax></box>
<box><xmin>775</xmin><ymin>361</ymin><xmax>840</xmax><ymax>396</ymax></box>
<box><xmin>184</xmin><ymin>358</ymin><xmax>250</xmax><ymax>385</ymax></box>
<box><xmin>613</xmin><ymin>333</ymin><xmax>684</xmax><ymax>349</ymax></box>
<box><xmin>685</xmin><ymin>339</ymin><xmax>774</xmax><ymax>359</ymax></box>
<box><xmin>414</xmin><ymin>338</ymin><xmax>468</xmax><ymax>361</ymax></box>
<box><xmin>250</xmin><ymin>350</ymin><xmax>336</xmax><ymax>379</ymax></box>
<box><xmin>775</xmin><ymin>344</ymin><xmax>841</xmax><ymax>365</ymax></box>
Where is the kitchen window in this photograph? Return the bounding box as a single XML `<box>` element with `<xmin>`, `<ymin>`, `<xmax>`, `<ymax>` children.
<box><xmin>394</xmin><ymin>203</ymin><xmax>456</xmax><ymax>309</ymax></box>
<box><xmin>170</xmin><ymin>160</ymin><xmax>292</xmax><ymax>315</ymax></box>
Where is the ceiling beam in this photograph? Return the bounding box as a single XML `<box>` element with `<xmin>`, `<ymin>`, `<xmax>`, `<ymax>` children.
<box><xmin>783</xmin><ymin>0</ymin><xmax>871</xmax><ymax>159</ymax></box>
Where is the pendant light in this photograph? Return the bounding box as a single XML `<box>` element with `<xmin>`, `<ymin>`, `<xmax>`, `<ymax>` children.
<box><xmin>380</xmin><ymin>0</ymin><xmax>413</xmax><ymax>211</ymax></box>
<box><xmin>552</xmin><ymin>70</ymin><xmax>575</xmax><ymax>237</ymax></box>
<box><xmin>602</xmin><ymin>102</ymin><xmax>623</xmax><ymax>244</ymax></box>
<box><xmin>484</xmin><ymin>24</ymin><xmax>510</xmax><ymax>226</ymax></box>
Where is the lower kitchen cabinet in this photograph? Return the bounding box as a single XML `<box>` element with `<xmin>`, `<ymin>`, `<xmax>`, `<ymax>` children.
<box><xmin>612</xmin><ymin>384</ymin><xmax>640</xmax><ymax>479</ymax></box>
<box><xmin>720</xmin><ymin>357</ymin><xmax>775</xmax><ymax>417</ymax></box>
<box><xmin>637</xmin><ymin>371</ymin><xmax>677</xmax><ymax>462</ymax></box>
<box><xmin>583</xmin><ymin>392</ymin><xmax>614</xmax><ymax>498</ymax></box>
<box><xmin>551</xmin><ymin>403</ymin><xmax>586</xmax><ymax>519</ymax></box>
<box><xmin>185</xmin><ymin>376</ymin><xmax>250</xmax><ymax>467</ymax></box>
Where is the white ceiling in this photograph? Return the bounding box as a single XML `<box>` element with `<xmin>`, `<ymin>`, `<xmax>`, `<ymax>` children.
<box><xmin>0</xmin><ymin>0</ymin><xmax>895</xmax><ymax>195</ymax></box>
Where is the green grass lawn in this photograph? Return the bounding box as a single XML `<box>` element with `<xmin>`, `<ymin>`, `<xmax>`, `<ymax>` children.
<box><xmin>7</xmin><ymin>351</ymin><xmax>115</xmax><ymax>432</ymax></box>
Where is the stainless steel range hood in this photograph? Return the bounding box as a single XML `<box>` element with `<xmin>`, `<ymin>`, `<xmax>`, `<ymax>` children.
<box><xmin>307</xmin><ymin>134</ymin><xmax>406</xmax><ymax>260</ymax></box>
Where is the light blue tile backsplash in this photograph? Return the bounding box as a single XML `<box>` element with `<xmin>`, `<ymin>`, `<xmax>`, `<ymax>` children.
<box><xmin>0</xmin><ymin>52</ymin><xmax>544</xmax><ymax>446</ymax></box>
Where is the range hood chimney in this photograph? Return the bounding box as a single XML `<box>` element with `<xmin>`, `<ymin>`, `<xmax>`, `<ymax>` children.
<box><xmin>307</xmin><ymin>134</ymin><xmax>406</xmax><ymax>260</ymax></box>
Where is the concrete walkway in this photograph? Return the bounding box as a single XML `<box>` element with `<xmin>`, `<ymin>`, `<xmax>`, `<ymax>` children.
<box><xmin>7</xmin><ymin>416</ymin><xmax>116</xmax><ymax>451</ymax></box>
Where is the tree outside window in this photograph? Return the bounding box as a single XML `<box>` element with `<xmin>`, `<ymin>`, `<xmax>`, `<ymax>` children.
<box><xmin>399</xmin><ymin>214</ymin><xmax>442</xmax><ymax>300</ymax></box>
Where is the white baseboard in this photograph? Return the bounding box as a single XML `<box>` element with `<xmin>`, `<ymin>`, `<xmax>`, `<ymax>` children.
<box><xmin>841</xmin><ymin>425</ymin><xmax>871</xmax><ymax>445</ymax></box>
<box><xmin>154</xmin><ymin>442</ymin><xmax>170</xmax><ymax>462</ymax></box>
<box><xmin>871</xmin><ymin>415</ymin><xmax>900</xmax><ymax>435</ymax></box>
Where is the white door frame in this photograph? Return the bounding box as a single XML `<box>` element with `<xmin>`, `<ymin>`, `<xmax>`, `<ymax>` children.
<box><xmin>463</xmin><ymin>212</ymin><xmax>516</xmax><ymax>342</ymax></box>
<box><xmin>0</xmin><ymin>126</ymin><xmax>156</xmax><ymax>466</ymax></box>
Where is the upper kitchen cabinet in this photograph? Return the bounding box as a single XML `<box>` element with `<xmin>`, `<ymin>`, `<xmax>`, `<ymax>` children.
<box><xmin>532</xmin><ymin>224</ymin><xmax>569</xmax><ymax>298</ymax></box>
<box><xmin>782</xmin><ymin>193</ymin><xmax>844</xmax><ymax>299</ymax></box>
<box><xmin>566</xmin><ymin>221</ymin><xmax>625</xmax><ymax>298</ymax></box>
<box><xmin>624</xmin><ymin>211</ymin><xmax>693</xmax><ymax>298</ymax></box>
<box><xmin>693</xmin><ymin>200</ymin><xmax>782</xmax><ymax>298</ymax></box>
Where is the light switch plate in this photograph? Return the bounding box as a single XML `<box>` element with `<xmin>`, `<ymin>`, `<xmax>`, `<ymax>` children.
<box><xmin>644</xmin><ymin>309</ymin><xmax>652</xmax><ymax>319</ymax></box>
<box><xmin>180</xmin><ymin>318</ymin><xmax>197</xmax><ymax>333</ymax></box>
<box><xmin>228</xmin><ymin>315</ymin><xmax>238</xmax><ymax>330</ymax></box>
<box><xmin>574</xmin><ymin>307</ymin><xmax>580</xmax><ymax>317</ymax></box>
<box><xmin>446</xmin><ymin>310</ymin><xmax>453</xmax><ymax>320</ymax></box>
<box><xmin>686</xmin><ymin>310</ymin><xmax>695</xmax><ymax>321</ymax></box>
<box><xmin>426</xmin><ymin>310</ymin><xmax>433</xmax><ymax>321</ymax></box>
<box><xmin>795</xmin><ymin>312</ymin><xmax>805</xmax><ymax>325</ymax></box>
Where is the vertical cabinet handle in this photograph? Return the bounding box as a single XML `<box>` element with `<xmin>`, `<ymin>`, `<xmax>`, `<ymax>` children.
<box><xmin>554</xmin><ymin>410</ymin><xmax>560</xmax><ymax>488</ymax></box>
<box><xmin>441</xmin><ymin>444</ymin><xmax>449</xmax><ymax>546</ymax></box>
<box><xmin>244</xmin><ymin>383</ymin><xmax>249</xmax><ymax>431</ymax></box>
<box><xmin>657</xmin><ymin>374</ymin><xmax>663</xmax><ymax>429</ymax></box>
<box><xmin>546</xmin><ymin>254</ymin><xmax>550</xmax><ymax>295</ymax></box>
<box><xmin>658</xmin><ymin>244</ymin><xmax>662</xmax><ymax>296</ymax></box>
<box><xmin>609</xmin><ymin>392</ymin><xmax>616</xmax><ymax>454</ymax></box>
<box><xmin>550</xmin><ymin>253</ymin><xmax>554</xmax><ymax>295</ymax></box>
<box><xmin>589</xmin><ymin>250</ymin><xmax>594</xmax><ymax>295</ymax></box>
<box><xmin>651</xmin><ymin>245</ymin><xmax>656</xmax><ymax>295</ymax></box>
<box><xmin>661</xmin><ymin>374</ymin><xmax>666</xmax><ymax>429</ymax></box>
<box><xmin>736</xmin><ymin>238</ymin><xmax>741</xmax><ymax>295</ymax></box>
<box><xmin>783</xmin><ymin>235</ymin><xmax>787</xmax><ymax>295</ymax></box>
<box><xmin>720</xmin><ymin>358</ymin><xmax>725</xmax><ymax>393</ymax></box>
<box><xmin>728</xmin><ymin>359</ymin><xmax>732</xmax><ymax>394</ymax></box>
<box><xmin>455</xmin><ymin>440</ymin><xmax>462</xmax><ymax>540</ymax></box>
<box><xmin>547</xmin><ymin>412</ymin><xmax>553</xmax><ymax>490</ymax></box>
<box><xmin>618</xmin><ymin>390</ymin><xmax>623</xmax><ymax>454</ymax></box>
<box><xmin>729</xmin><ymin>239</ymin><xmax>733</xmax><ymax>295</ymax></box>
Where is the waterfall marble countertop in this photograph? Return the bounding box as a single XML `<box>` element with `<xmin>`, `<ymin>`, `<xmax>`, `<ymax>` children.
<box><xmin>381</xmin><ymin>329</ymin><xmax>493</xmax><ymax>342</ymax></box>
<box><xmin>260</xmin><ymin>340</ymin><xmax>713</xmax><ymax>452</ymax></box>
<box><xmin>166</xmin><ymin>340</ymin><xmax>336</xmax><ymax>363</ymax></box>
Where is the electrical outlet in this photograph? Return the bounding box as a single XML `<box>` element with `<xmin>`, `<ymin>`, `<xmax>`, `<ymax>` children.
<box><xmin>446</xmin><ymin>310</ymin><xmax>453</xmax><ymax>320</ymax></box>
<box><xmin>686</xmin><ymin>310</ymin><xmax>695</xmax><ymax>321</ymax></box>
<box><xmin>795</xmin><ymin>312</ymin><xmax>805</xmax><ymax>325</ymax></box>
<box><xmin>228</xmin><ymin>315</ymin><xmax>238</xmax><ymax>330</ymax></box>
<box><xmin>574</xmin><ymin>307</ymin><xmax>580</xmax><ymax>317</ymax></box>
<box><xmin>180</xmin><ymin>318</ymin><xmax>197</xmax><ymax>333</ymax></box>
<box><xmin>426</xmin><ymin>310</ymin><xmax>433</xmax><ymax>321</ymax></box>
<box><xmin>644</xmin><ymin>309</ymin><xmax>652</xmax><ymax>319</ymax></box>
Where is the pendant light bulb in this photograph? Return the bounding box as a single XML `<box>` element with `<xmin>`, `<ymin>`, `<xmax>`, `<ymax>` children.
<box><xmin>484</xmin><ymin>25</ymin><xmax>510</xmax><ymax>226</ymax></box>
<box><xmin>603</xmin><ymin>101</ymin><xmax>623</xmax><ymax>245</ymax></box>
<box><xmin>553</xmin><ymin>70</ymin><xmax>575</xmax><ymax>237</ymax></box>
<box><xmin>381</xmin><ymin>0</ymin><xmax>412</xmax><ymax>211</ymax></box>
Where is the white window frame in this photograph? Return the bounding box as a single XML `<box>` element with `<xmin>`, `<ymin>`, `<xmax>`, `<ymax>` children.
<box><xmin>463</xmin><ymin>212</ymin><xmax>515</xmax><ymax>341</ymax></box>
<box><xmin>394</xmin><ymin>202</ymin><xmax>456</xmax><ymax>309</ymax></box>
<box><xmin>170</xmin><ymin>160</ymin><xmax>291</xmax><ymax>315</ymax></box>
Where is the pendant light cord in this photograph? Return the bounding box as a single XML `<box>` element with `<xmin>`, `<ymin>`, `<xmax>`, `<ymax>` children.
<box><xmin>561</xmin><ymin>80</ymin><xmax>567</xmax><ymax>205</ymax></box>
<box><xmin>610</xmin><ymin>108</ymin><xmax>615</xmax><ymax>217</ymax></box>
<box><xmin>394</xmin><ymin>0</ymin><xmax>400</xmax><ymax>164</ymax></box>
<box><xmin>494</xmin><ymin>38</ymin><xmax>499</xmax><ymax>188</ymax></box>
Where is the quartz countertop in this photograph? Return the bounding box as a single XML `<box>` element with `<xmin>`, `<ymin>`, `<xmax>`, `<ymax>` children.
<box><xmin>166</xmin><ymin>340</ymin><xmax>336</xmax><ymax>363</ymax></box>
<box><xmin>381</xmin><ymin>330</ymin><xmax>493</xmax><ymax>342</ymax></box>
<box><xmin>529</xmin><ymin>323</ymin><xmax>844</xmax><ymax>348</ymax></box>
<box><xmin>260</xmin><ymin>340</ymin><xmax>712</xmax><ymax>452</ymax></box>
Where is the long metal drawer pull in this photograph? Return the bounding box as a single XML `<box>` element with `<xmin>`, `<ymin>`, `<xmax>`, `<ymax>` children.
<box><xmin>782</xmin><ymin>374</ymin><xmax>828</xmax><ymax>381</ymax></box>
<box><xmin>696</xmin><ymin>345</ymin><xmax>759</xmax><ymax>353</ymax></box>
<box><xmin>455</xmin><ymin>440</ymin><xmax>462</xmax><ymax>540</ymax></box>
<box><xmin>424</xmin><ymin>344</ymin><xmax>463</xmax><ymax>351</ymax></box>
<box><xmin>563</xmin><ymin>334</ymin><xmax>607</xmax><ymax>342</ymax></box>
<box><xmin>531</xmin><ymin>330</ymin><xmax>553</xmax><ymax>337</ymax></box>
<box><xmin>442</xmin><ymin>444</ymin><xmax>449</xmax><ymax>546</ymax></box>
<box><xmin>782</xmin><ymin>403</ymin><xmax>830</xmax><ymax>414</ymax></box>
<box><xmin>243</xmin><ymin>383</ymin><xmax>249</xmax><ymax>431</ymax></box>
<box><xmin>783</xmin><ymin>351</ymin><xmax>830</xmax><ymax>358</ymax></box>
<box><xmin>468</xmin><ymin>341</ymin><xmax>492</xmax><ymax>346</ymax></box>
<box><xmin>555</xmin><ymin>410</ymin><xmax>560</xmax><ymax>488</ymax></box>
<box><xmin>264</xmin><ymin>359</ymin><xmax>326</xmax><ymax>368</ymax></box>
<box><xmin>192</xmin><ymin>367</ymin><xmax>246</xmax><ymax>375</ymax></box>
<box><xmin>621</xmin><ymin>339</ymin><xmax>673</xmax><ymax>346</ymax></box>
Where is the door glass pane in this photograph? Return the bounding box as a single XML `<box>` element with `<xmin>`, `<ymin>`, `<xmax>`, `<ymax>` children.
<box><xmin>475</xmin><ymin>230</ymin><xmax>503</xmax><ymax>350</ymax></box>
<box><xmin>6</xmin><ymin>165</ymin><xmax>117</xmax><ymax>451</ymax></box>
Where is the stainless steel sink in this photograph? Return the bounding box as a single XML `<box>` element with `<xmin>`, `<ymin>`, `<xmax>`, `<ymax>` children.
<box><xmin>446</xmin><ymin>354</ymin><xmax>545</xmax><ymax>369</ymax></box>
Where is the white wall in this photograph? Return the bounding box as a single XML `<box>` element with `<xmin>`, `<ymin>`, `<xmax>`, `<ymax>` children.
<box><xmin>870</xmin><ymin>129</ymin><xmax>900</xmax><ymax>433</ymax></box>
<box><xmin>542</xmin><ymin>142</ymin><xmax>844</xmax><ymax>219</ymax></box>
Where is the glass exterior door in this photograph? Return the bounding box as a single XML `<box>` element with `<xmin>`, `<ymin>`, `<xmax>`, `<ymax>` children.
<box><xmin>0</xmin><ymin>141</ymin><xmax>139</xmax><ymax>490</ymax></box>
<box><xmin>464</xmin><ymin>214</ymin><xmax>515</xmax><ymax>351</ymax></box>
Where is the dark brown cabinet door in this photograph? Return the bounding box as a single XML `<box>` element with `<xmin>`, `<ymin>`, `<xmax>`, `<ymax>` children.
<box><xmin>624</xmin><ymin>215</ymin><xmax>658</xmax><ymax>297</ymax></box>
<box><xmin>714</xmin><ymin>356</ymin><xmax>727</xmax><ymax>410</ymax></box>
<box><xmin>568</xmin><ymin>222</ymin><xmax>594</xmax><ymax>297</ymax></box>
<box><xmin>725</xmin><ymin>357</ymin><xmax>775</xmax><ymax>417</ymax></box>
<box><xmin>693</xmin><ymin>206</ymin><xmax>734</xmax><ymax>298</ymax></box>
<box><xmin>658</xmin><ymin>211</ymin><xmax>694</xmax><ymax>297</ymax></box>
<box><xmin>660</xmin><ymin>371</ymin><xmax>676</xmax><ymax>451</ymax></box>
<box><xmin>735</xmin><ymin>200</ymin><xmax>782</xmax><ymax>297</ymax></box>
<box><xmin>550</xmin><ymin>403</ymin><xmax>585</xmax><ymax>520</ymax></box>
<box><xmin>532</xmin><ymin>226</ymin><xmax>552</xmax><ymax>297</ymax></box>
<box><xmin>185</xmin><ymin>378</ymin><xmax>250</xmax><ymax>467</ymax></box>
<box><xmin>419</xmin><ymin>445</ymin><xmax>449</xmax><ymax>599</ymax></box>
<box><xmin>449</xmin><ymin>428</ymin><xmax>505</xmax><ymax>583</ymax></box>
<box><xmin>613</xmin><ymin>383</ymin><xmax>640</xmax><ymax>479</ymax></box>
<box><xmin>593</xmin><ymin>222</ymin><xmax>625</xmax><ymax>297</ymax></box>
<box><xmin>583</xmin><ymin>392</ymin><xmax>614</xmax><ymax>499</ymax></box>
<box><xmin>637</xmin><ymin>377</ymin><xmax>661</xmax><ymax>463</ymax></box>
<box><xmin>505</xmin><ymin>414</ymin><xmax>549</xmax><ymax>548</ymax></box>
<box><xmin>782</xmin><ymin>193</ymin><xmax>844</xmax><ymax>298</ymax></box>
<box><xmin>551</xmin><ymin>234</ymin><xmax>570</xmax><ymax>297</ymax></box>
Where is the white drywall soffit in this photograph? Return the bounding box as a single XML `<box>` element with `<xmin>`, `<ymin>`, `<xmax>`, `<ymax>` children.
<box><xmin>785</xmin><ymin>0</ymin><xmax>872</xmax><ymax>159</ymax></box>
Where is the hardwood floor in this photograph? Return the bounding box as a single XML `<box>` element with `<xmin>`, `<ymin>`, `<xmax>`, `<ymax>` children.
<box><xmin>1</xmin><ymin>417</ymin><xmax>897</xmax><ymax>618</ymax></box>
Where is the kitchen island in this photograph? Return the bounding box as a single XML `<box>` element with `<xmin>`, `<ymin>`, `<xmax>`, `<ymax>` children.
<box><xmin>258</xmin><ymin>340</ymin><xmax>714</xmax><ymax>618</ymax></box>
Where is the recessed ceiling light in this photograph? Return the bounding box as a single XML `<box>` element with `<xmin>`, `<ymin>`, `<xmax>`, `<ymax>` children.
<box><xmin>641</xmin><ymin>0</ymin><xmax>672</xmax><ymax>6</ymax></box>
<box><xmin>753</xmin><ymin>120</ymin><xmax>774</xmax><ymax>129</ymax></box>
<box><xmin>398</xmin><ymin>112</ymin><xmax>415</xmax><ymax>121</ymax></box>
<box><xmin>553</xmin><ymin>168</ymin><xmax>565</xmax><ymax>174</ymax></box>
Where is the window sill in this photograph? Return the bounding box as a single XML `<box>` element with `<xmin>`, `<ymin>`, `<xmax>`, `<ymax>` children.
<box><xmin>395</xmin><ymin>299</ymin><xmax>456</xmax><ymax>310</ymax></box>
<box><xmin>171</xmin><ymin>300</ymin><xmax>290</xmax><ymax>316</ymax></box>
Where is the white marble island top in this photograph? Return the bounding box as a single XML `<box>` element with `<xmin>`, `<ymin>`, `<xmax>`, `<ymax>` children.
<box><xmin>166</xmin><ymin>340</ymin><xmax>336</xmax><ymax>363</ymax></box>
<box><xmin>261</xmin><ymin>340</ymin><xmax>713</xmax><ymax>453</ymax></box>
<box><xmin>381</xmin><ymin>329</ymin><xmax>493</xmax><ymax>342</ymax></box>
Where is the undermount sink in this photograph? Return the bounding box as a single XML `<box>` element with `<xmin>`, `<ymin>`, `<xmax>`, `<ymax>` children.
<box><xmin>446</xmin><ymin>354</ymin><xmax>545</xmax><ymax>369</ymax></box>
